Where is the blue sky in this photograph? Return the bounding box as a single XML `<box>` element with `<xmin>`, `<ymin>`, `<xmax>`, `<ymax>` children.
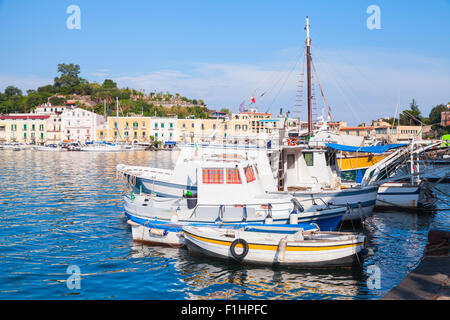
<box><xmin>0</xmin><ymin>0</ymin><xmax>449</xmax><ymax>125</ymax></box>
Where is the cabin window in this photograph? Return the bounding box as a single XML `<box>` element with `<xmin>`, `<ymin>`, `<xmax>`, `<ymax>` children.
<box><xmin>244</xmin><ymin>166</ymin><xmax>256</xmax><ymax>183</ymax></box>
<box><xmin>303</xmin><ymin>152</ymin><xmax>314</xmax><ymax>166</ymax></box>
<box><xmin>226</xmin><ymin>168</ymin><xmax>242</xmax><ymax>184</ymax></box>
<box><xmin>202</xmin><ymin>168</ymin><xmax>224</xmax><ymax>184</ymax></box>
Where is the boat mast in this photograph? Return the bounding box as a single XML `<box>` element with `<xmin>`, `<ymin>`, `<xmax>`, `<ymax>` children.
<box><xmin>305</xmin><ymin>16</ymin><xmax>313</xmax><ymax>137</ymax></box>
<box><xmin>116</xmin><ymin>97</ymin><xmax>119</xmax><ymax>143</ymax></box>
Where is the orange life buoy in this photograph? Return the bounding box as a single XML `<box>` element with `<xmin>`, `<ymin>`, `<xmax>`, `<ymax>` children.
<box><xmin>288</xmin><ymin>137</ymin><xmax>297</xmax><ymax>146</ymax></box>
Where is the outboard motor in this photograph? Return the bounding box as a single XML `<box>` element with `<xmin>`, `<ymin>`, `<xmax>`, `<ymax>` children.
<box><xmin>186</xmin><ymin>191</ymin><xmax>198</xmax><ymax>209</ymax></box>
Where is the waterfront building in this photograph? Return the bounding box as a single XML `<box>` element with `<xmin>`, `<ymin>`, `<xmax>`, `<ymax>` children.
<box><xmin>0</xmin><ymin>114</ymin><xmax>50</xmax><ymax>144</ymax></box>
<box><xmin>177</xmin><ymin>118</ymin><xmax>229</xmax><ymax>143</ymax></box>
<box><xmin>441</xmin><ymin>103</ymin><xmax>450</xmax><ymax>127</ymax></box>
<box><xmin>149</xmin><ymin>117</ymin><xmax>178</xmax><ymax>143</ymax></box>
<box><xmin>61</xmin><ymin>107</ymin><xmax>105</xmax><ymax>143</ymax></box>
<box><xmin>34</xmin><ymin>102</ymin><xmax>70</xmax><ymax>115</ymax></box>
<box><xmin>339</xmin><ymin>123</ymin><xmax>423</xmax><ymax>143</ymax></box>
<box><xmin>98</xmin><ymin>116</ymin><xmax>150</xmax><ymax>143</ymax></box>
<box><xmin>45</xmin><ymin>114</ymin><xmax>63</xmax><ymax>145</ymax></box>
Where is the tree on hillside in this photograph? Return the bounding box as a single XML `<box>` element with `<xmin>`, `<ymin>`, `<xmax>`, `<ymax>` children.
<box><xmin>428</xmin><ymin>104</ymin><xmax>447</xmax><ymax>125</ymax></box>
<box><xmin>102</xmin><ymin>79</ymin><xmax>117</xmax><ymax>89</ymax></box>
<box><xmin>4</xmin><ymin>86</ymin><xmax>22</xmax><ymax>97</ymax></box>
<box><xmin>53</xmin><ymin>63</ymin><xmax>82</xmax><ymax>93</ymax></box>
<box><xmin>220</xmin><ymin>108</ymin><xmax>231</xmax><ymax>115</ymax></box>
<box><xmin>399</xmin><ymin>99</ymin><xmax>423</xmax><ymax>125</ymax></box>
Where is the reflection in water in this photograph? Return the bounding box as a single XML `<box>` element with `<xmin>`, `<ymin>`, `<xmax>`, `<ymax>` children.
<box><xmin>0</xmin><ymin>150</ymin><xmax>448</xmax><ymax>299</ymax></box>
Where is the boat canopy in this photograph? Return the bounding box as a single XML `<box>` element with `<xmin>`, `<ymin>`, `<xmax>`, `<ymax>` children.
<box><xmin>325</xmin><ymin>143</ymin><xmax>407</xmax><ymax>154</ymax></box>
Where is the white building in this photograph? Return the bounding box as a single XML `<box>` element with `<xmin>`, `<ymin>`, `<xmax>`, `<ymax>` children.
<box><xmin>34</xmin><ymin>102</ymin><xmax>70</xmax><ymax>115</ymax></box>
<box><xmin>149</xmin><ymin>117</ymin><xmax>177</xmax><ymax>143</ymax></box>
<box><xmin>61</xmin><ymin>108</ymin><xmax>105</xmax><ymax>143</ymax></box>
<box><xmin>45</xmin><ymin>114</ymin><xmax>63</xmax><ymax>145</ymax></box>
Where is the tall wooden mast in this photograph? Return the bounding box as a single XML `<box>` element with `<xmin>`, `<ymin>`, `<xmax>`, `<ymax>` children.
<box><xmin>305</xmin><ymin>16</ymin><xmax>313</xmax><ymax>137</ymax></box>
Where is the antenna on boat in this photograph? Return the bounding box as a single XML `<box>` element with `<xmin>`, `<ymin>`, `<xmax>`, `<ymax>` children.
<box><xmin>305</xmin><ymin>16</ymin><xmax>313</xmax><ymax>138</ymax></box>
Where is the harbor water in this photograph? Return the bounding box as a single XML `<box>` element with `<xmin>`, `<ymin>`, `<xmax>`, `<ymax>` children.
<box><xmin>0</xmin><ymin>150</ymin><xmax>448</xmax><ymax>300</ymax></box>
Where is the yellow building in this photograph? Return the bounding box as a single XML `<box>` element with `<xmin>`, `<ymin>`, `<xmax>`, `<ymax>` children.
<box><xmin>0</xmin><ymin>114</ymin><xmax>49</xmax><ymax>144</ymax></box>
<box><xmin>177</xmin><ymin>118</ymin><xmax>229</xmax><ymax>143</ymax></box>
<box><xmin>96</xmin><ymin>116</ymin><xmax>151</xmax><ymax>143</ymax></box>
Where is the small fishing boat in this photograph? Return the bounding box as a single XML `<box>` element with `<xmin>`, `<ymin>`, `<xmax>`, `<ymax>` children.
<box><xmin>183</xmin><ymin>225</ymin><xmax>365</xmax><ymax>268</ymax></box>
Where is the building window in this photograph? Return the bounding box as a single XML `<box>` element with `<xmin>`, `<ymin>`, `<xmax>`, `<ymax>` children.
<box><xmin>154</xmin><ymin>123</ymin><xmax>158</xmax><ymax>128</ymax></box>
<box><xmin>125</xmin><ymin>131</ymin><xmax>128</xmax><ymax>137</ymax></box>
<box><xmin>303</xmin><ymin>152</ymin><xmax>314</xmax><ymax>166</ymax></box>
<box><xmin>24</xmin><ymin>124</ymin><xmax>27</xmax><ymax>130</ymax></box>
<box><xmin>24</xmin><ymin>132</ymin><xmax>27</xmax><ymax>139</ymax></box>
<box><xmin>213</xmin><ymin>124</ymin><xmax>216</xmax><ymax>129</ymax></box>
<box><xmin>191</xmin><ymin>123</ymin><xmax>195</xmax><ymax>128</ymax></box>
<box><xmin>134</xmin><ymin>131</ymin><xmax>137</xmax><ymax>138</ymax></box>
<box><xmin>161</xmin><ymin>123</ymin><xmax>164</xmax><ymax>128</ymax></box>
<box><xmin>169</xmin><ymin>123</ymin><xmax>173</xmax><ymax>128</ymax></box>
<box><xmin>133</xmin><ymin>122</ymin><xmax>138</xmax><ymax>129</ymax></box>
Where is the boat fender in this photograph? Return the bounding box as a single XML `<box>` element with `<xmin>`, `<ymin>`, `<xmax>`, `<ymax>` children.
<box><xmin>291</xmin><ymin>198</ymin><xmax>304</xmax><ymax>213</ymax></box>
<box><xmin>225</xmin><ymin>229</ymin><xmax>236</xmax><ymax>238</ymax></box>
<box><xmin>171</xmin><ymin>211</ymin><xmax>179</xmax><ymax>222</ymax></box>
<box><xmin>289</xmin><ymin>211</ymin><xmax>298</xmax><ymax>224</ymax></box>
<box><xmin>149</xmin><ymin>228</ymin><xmax>168</xmax><ymax>237</ymax></box>
<box><xmin>292</xmin><ymin>230</ymin><xmax>304</xmax><ymax>241</ymax></box>
<box><xmin>264</xmin><ymin>216</ymin><xmax>273</xmax><ymax>224</ymax></box>
<box><xmin>277</xmin><ymin>237</ymin><xmax>288</xmax><ymax>262</ymax></box>
<box><xmin>230</xmin><ymin>239</ymin><xmax>249</xmax><ymax>261</ymax></box>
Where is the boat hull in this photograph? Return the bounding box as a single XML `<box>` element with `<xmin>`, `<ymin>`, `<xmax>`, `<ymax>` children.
<box><xmin>376</xmin><ymin>183</ymin><xmax>421</xmax><ymax>207</ymax></box>
<box><xmin>123</xmin><ymin>194</ymin><xmax>346</xmax><ymax>246</ymax></box>
<box><xmin>183</xmin><ymin>227</ymin><xmax>365</xmax><ymax>268</ymax></box>
<box><xmin>291</xmin><ymin>185</ymin><xmax>378</xmax><ymax>221</ymax></box>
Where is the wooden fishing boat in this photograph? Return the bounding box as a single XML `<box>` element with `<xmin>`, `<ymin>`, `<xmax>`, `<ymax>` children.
<box><xmin>183</xmin><ymin>225</ymin><xmax>365</xmax><ymax>268</ymax></box>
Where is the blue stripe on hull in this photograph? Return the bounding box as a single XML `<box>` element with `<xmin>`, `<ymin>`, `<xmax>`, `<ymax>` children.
<box><xmin>124</xmin><ymin>211</ymin><xmax>344</xmax><ymax>231</ymax></box>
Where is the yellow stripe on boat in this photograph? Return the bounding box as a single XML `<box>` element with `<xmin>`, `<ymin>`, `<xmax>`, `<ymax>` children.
<box><xmin>184</xmin><ymin>231</ymin><xmax>363</xmax><ymax>251</ymax></box>
<box><xmin>337</xmin><ymin>154</ymin><xmax>387</xmax><ymax>171</ymax></box>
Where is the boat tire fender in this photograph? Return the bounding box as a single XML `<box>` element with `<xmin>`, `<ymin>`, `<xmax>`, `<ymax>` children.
<box><xmin>230</xmin><ymin>239</ymin><xmax>249</xmax><ymax>261</ymax></box>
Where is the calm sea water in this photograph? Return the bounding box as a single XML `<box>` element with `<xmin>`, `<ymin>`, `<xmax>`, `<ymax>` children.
<box><xmin>0</xmin><ymin>149</ymin><xmax>448</xmax><ymax>300</ymax></box>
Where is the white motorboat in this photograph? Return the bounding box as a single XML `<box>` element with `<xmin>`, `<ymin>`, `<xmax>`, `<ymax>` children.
<box><xmin>79</xmin><ymin>142</ymin><xmax>122</xmax><ymax>152</ymax></box>
<box><xmin>183</xmin><ymin>225</ymin><xmax>366</xmax><ymax>268</ymax></box>
<box><xmin>32</xmin><ymin>144</ymin><xmax>65</xmax><ymax>152</ymax></box>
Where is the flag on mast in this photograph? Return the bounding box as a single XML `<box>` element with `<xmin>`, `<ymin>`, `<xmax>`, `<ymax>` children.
<box><xmin>239</xmin><ymin>100</ymin><xmax>245</xmax><ymax>112</ymax></box>
<box><xmin>251</xmin><ymin>96</ymin><xmax>256</xmax><ymax>104</ymax></box>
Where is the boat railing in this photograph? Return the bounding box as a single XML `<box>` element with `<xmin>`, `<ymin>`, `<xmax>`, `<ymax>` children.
<box><xmin>360</xmin><ymin>141</ymin><xmax>442</xmax><ymax>186</ymax></box>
